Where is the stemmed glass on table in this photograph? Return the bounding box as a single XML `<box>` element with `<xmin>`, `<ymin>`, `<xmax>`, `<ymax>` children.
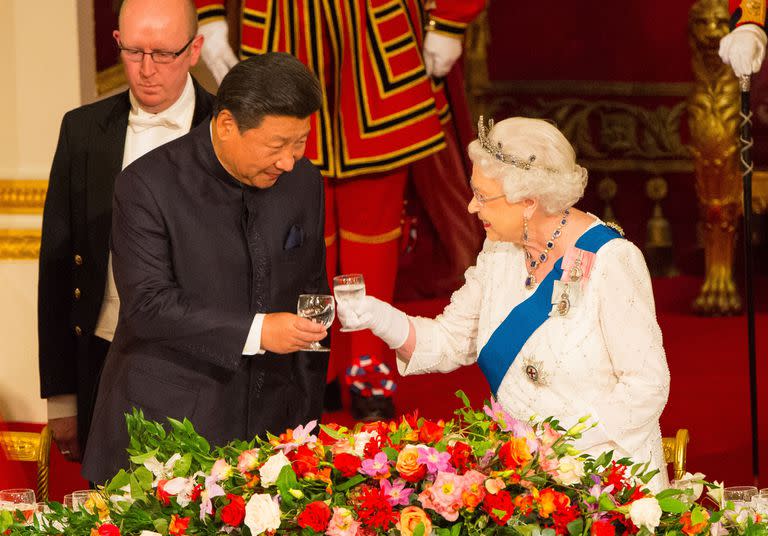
<box><xmin>333</xmin><ymin>274</ymin><xmax>366</xmax><ymax>332</ymax></box>
<box><xmin>0</xmin><ymin>488</ymin><xmax>36</xmax><ymax>525</ymax></box>
<box><xmin>297</xmin><ymin>294</ymin><xmax>335</xmax><ymax>351</ymax></box>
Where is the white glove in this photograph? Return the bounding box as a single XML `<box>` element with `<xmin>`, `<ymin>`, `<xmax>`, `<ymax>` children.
<box><xmin>336</xmin><ymin>295</ymin><xmax>410</xmax><ymax>349</ymax></box>
<box><xmin>198</xmin><ymin>20</ymin><xmax>239</xmax><ymax>85</ymax></box>
<box><xmin>719</xmin><ymin>24</ymin><xmax>767</xmax><ymax>78</ymax></box>
<box><xmin>422</xmin><ymin>31</ymin><xmax>463</xmax><ymax>78</ymax></box>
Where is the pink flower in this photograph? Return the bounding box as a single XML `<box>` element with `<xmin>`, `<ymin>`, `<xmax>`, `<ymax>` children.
<box><xmin>275</xmin><ymin>420</ymin><xmax>318</xmax><ymax>454</ymax></box>
<box><xmin>417</xmin><ymin>446</ymin><xmax>452</xmax><ymax>474</ymax></box>
<box><xmin>361</xmin><ymin>451</ymin><xmax>390</xmax><ymax>478</ymax></box>
<box><xmin>326</xmin><ymin>507</ymin><xmax>360</xmax><ymax>536</ymax></box>
<box><xmin>418</xmin><ymin>471</ymin><xmax>464</xmax><ymax>521</ymax></box>
<box><xmin>380</xmin><ymin>479</ymin><xmax>414</xmax><ymax>507</ymax></box>
<box><xmin>237</xmin><ymin>449</ymin><xmax>260</xmax><ymax>473</ymax></box>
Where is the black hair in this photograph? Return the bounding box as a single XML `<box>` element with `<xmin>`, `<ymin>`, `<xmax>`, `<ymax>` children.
<box><xmin>214</xmin><ymin>52</ymin><xmax>322</xmax><ymax>132</ymax></box>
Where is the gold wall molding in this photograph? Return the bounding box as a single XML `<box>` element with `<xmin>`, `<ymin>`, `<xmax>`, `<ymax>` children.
<box><xmin>97</xmin><ymin>63</ymin><xmax>127</xmax><ymax>95</ymax></box>
<box><xmin>473</xmin><ymin>80</ymin><xmax>694</xmax><ymax>98</ymax></box>
<box><xmin>0</xmin><ymin>180</ymin><xmax>48</xmax><ymax>214</ymax></box>
<box><xmin>0</xmin><ymin>229</ymin><xmax>41</xmax><ymax>260</ymax></box>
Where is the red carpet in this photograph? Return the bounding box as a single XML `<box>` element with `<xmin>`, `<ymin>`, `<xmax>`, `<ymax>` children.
<box><xmin>5</xmin><ymin>275</ymin><xmax>766</xmax><ymax>498</ymax></box>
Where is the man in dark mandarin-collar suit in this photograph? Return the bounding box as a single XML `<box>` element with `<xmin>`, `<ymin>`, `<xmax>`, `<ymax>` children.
<box><xmin>82</xmin><ymin>52</ymin><xmax>330</xmax><ymax>483</ymax></box>
<box><xmin>38</xmin><ymin>0</ymin><xmax>214</xmax><ymax>463</ymax></box>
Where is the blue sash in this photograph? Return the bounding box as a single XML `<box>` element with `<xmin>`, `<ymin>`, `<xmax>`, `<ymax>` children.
<box><xmin>477</xmin><ymin>224</ymin><xmax>622</xmax><ymax>395</ymax></box>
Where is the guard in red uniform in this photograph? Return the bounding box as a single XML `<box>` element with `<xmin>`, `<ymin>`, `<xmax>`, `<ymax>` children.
<box><xmin>195</xmin><ymin>0</ymin><xmax>485</xmax><ymax>419</ymax></box>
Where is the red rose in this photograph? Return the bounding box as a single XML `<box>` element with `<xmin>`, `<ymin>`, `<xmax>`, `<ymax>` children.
<box><xmin>592</xmin><ymin>520</ymin><xmax>616</xmax><ymax>536</ymax></box>
<box><xmin>498</xmin><ymin>437</ymin><xmax>532</xmax><ymax>470</ymax></box>
<box><xmin>156</xmin><ymin>479</ymin><xmax>171</xmax><ymax>506</ymax></box>
<box><xmin>297</xmin><ymin>501</ymin><xmax>332</xmax><ymax>532</ymax></box>
<box><xmin>97</xmin><ymin>524</ymin><xmax>121</xmax><ymax>536</ymax></box>
<box><xmin>448</xmin><ymin>441</ymin><xmax>474</xmax><ymax>473</ymax></box>
<box><xmin>334</xmin><ymin>452</ymin><xmax>362</xmax><ymax>477</ymax></box>
<box><xmin>418</xmin><ymin>420</ymin><xmax>444</xmax><ymax>443</ymax></box>
<box><xmin>220</xmin><ymin>494</ymin><xmax>246</xmax><ymax>527</ymax></box>
<box><xmin>483</xmin><ymin>490</ymin><xmax>515</xmax><ymax>525</ymax></box>
<box><xmin>291</xmin><ymin>444</ymin><xmax>320</xmax><ymax>477</ymax></box>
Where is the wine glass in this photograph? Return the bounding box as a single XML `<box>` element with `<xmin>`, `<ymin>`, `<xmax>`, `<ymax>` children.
<box><xmin>0</xmin><ymin>488</ymin><xmax>36</xmax><ymax>524</ymax></box>
<box><xmin>723</xmin><ymin>486</ymin><xmax>758</xmax><ymax>511</ymax></box>
<box><xmin>333</xmin><ymin>274</ymin><xmax>366</xmax><ymax>332</ymax></box>
<box><xmin>297</xmin><ymin>294</ymin><xmax>335</xmax><ymax>351</ymax></box>
<box><xmin>71</xmin><ymin>489</ymin><xmax>95</xmax><ymax>512</ymax></box>
<box><xmin>62</xmin><ymin>493</ymin><xmax>74</xmax><ymax>510</ymax></box>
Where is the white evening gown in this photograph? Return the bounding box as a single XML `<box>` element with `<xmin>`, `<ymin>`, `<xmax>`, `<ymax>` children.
<box><xmin>398</xmin><ymin>224</ymin><xmax>671</xmax><ymax>492</ymax></box>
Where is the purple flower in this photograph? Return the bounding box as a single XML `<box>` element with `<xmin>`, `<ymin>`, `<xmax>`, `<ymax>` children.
<box><xmin>380</xmin><ymin>478</ymin><xmax>414</xmax><ymax>506</ymax></box>
<box><xmin>360</xmin><ymin>451</ymin><xmax>390</xmax><ymax>477</ymax></box>
<box><xmin>417</xmin><ymin>446</ymin><xmax>452</xmax><ymax>474</ymax></box>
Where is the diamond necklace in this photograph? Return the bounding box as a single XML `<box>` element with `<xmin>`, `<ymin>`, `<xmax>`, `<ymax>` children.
<box><xmin>524</xmin><ymin>208</ymin><xmax>570</xmax><ymax>290</ymax></box>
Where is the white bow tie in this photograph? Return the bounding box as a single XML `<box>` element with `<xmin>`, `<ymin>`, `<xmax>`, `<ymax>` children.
<box><xmin>128</xmin><ymin>114</ymin><xmax>181</xmax><ymax>133</ymax></box>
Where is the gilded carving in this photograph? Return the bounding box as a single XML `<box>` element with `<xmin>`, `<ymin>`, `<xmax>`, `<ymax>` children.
<box><xmin>0</xmin><ymin>180</ymin><xmax>47</xmax><ymax>214</ymax></box>
<box><xmin>687</xmin><ymin>0</ymin><xmax>742</xmax><ymax>314</ymax></box>
<box><xmin>0</xmin><ymin>230</ymin><xmax>41</xmax><ymax>260</ymax></box>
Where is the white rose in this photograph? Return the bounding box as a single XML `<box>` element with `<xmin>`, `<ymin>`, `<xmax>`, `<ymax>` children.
<box><xmin>553</xmin><ymin>455</ymin><xmax>585</xmax><ymax>486</ymax></box>
<box><xmin>244</xmin><ymin>493</ymin><xmax>281</xmax><ymax>535</ymax></box>
<box><xmin>259</xmin><ymin>451</ymin><xmax>292</xmax><ymax>487</ymax></box>
<box><xmin>629</xmin><ymin>497</ymin><xmax>662</xmax><ymax>531</ymax></box>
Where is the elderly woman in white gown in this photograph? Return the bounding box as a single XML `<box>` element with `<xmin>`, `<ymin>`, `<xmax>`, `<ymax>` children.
<box><xmin>336</xmin><ymin>117</ymin><xmax>671</xmax><ymax>491</ymax></box>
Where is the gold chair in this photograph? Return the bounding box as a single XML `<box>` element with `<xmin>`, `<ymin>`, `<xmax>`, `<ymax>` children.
<box><xmin>663</xmin><ymin>428</ymin><xmax>689</xmax><ymax>481</ymax></box>
<box><xmin>0</xmin><ymin>426</ymin><xmax>52</xmax><ymax>501</ymax></box>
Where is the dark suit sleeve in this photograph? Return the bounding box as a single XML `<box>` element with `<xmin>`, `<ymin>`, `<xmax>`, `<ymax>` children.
<box><xmin>38</xmin><ymin>114</ymin><xmax>78</xmax><ymax>398</ymax></box>
<box><xmin>111</xmin><ymin>169</ymin><xmax>252</xmax><ymax>372</ymax></box>
<box><xmin>314</xmin><ymin>171</ymin><xmax>330</xmax><ymax>296</ymax></box>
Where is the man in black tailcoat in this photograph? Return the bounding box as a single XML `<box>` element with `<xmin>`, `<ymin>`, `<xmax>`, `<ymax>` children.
<box><xmin>38</xmin><ymin>0</ymin><xmax>213</xmax><ymax>462</ymax></box>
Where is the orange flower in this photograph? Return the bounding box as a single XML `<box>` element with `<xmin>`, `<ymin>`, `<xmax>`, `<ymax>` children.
<box><xmin>498</xmin><ymin>437</ymin><xmax>533</xmax><ymax>470</ymax></box>
<box><xmin>169</xmin><ymin>514</ymin><xmax>191</xmax><ymax>536</ymax></box>
<box><xmin>680</xmin><ymin>510</ymin><xmax>710</xmax><ymax>536</ymax></box>
<box><xmin>396</xmin><ymin>445</ymin><xmax>427</xmax><ymax>482</ymax></box>
<box><xmin>536</xmin><ymin>488</ymin><xmax>558</xmax><ymax>518</ymax></box>
<box><xmin>397</xmin><ymin>506</ymin><xmax>433</xmax><ymax>536</ymax></box>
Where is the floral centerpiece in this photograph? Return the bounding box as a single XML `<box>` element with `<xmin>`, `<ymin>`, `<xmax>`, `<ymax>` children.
<box><xmin>1</xmin><ymin>392</ymin><xmax>763</xmax><ymax>536</ymax></box>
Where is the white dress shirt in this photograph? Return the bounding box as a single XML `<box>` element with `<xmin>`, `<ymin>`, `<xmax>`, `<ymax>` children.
<box><xmin>399</xmin><ymin>221</ymin><xmax>671</xmax><ymax>491</ymax></box>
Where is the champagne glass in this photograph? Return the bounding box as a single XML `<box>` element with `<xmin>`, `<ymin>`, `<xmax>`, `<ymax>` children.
<box><xmin>62</xmin><ymin>493</ymin><xmax>74</xmax><ymax>510</ymax></box>
<box><xmin>333</xmin><ymin>274</ymin><xmax>366</xmax><ymax>332</ymax></box>
<box><xmin>297</xmin><ymin>294</ymin><xmax>335</xmax><ymax>351</ymax></box>
<box><xmin>71</xmin><ymin>489</ymin><xmax>96</xmax><ymax>513</ymax></box>
<box><xmin>0</xmin><ymin>488</ymin><xmax>36</xmax><ymax>524</ymax></box>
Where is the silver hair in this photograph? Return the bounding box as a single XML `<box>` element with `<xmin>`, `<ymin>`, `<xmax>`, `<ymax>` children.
<box><xmin>468</xmin><ymin>117</ymin><xmax>587</xmax><ymax>215</ymax></box>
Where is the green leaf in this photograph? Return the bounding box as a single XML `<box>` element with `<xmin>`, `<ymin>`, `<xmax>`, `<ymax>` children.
<box><xmin>450</xmin><ymin>521</ymin><xmax>463</xmax><ymax>536</ymax></box>
<box><xmin>567</xmin><ymin>517</ymin><xmax>584</xmax><ymax>536</ymax></box>
<box><xmin>173</xmin><ymin>453</ymin><xmax>192</xmax><ymax>477</ymax></box>
<box><xmin>594</xmin><ymin>450</ymin><xmax>614</xmax><ymax>468</ymax></box>
<box><xmin>153</xmin><ymin>516</ymin><xmax>169</xmax><ymax>535</ymax></box>
<box><xmin>413</xmin><ymin>522</ymin><xmax>426</xmax><ymax>536</ymax></box>
<box><xmin>319</xmin><ymin>424</ymin><xmax>345</xmax><ymax>440</ymax></box>
<box><xmin>334</xmin><ymin>474</ymin><xmax>366</xmax><ymax>492</ymax></box>
<box><xmin>598</xmin><ymin>494</ymin><xmax>616</xmax><ymax>511</ymax></box>
<box><xmin>0</xmin><ymin>511</ymin><xmax>12</xmax><ymax>532</ymax></box>
<box><xmin>105</xmin><ymin>469</ymin><xmax>131</xmax><ymax>493</ymax></box>
<box><xmin>129</xmin><ymin>447</ymin><xmax>160</xmax><ymax>465</ymax></box>
<box><xmin>276</xmin><ymin>464</ymin><xmax>299</xmax><ymax>508</ymax></box>
<box><xmin>690</xmin><ymin>507</ymin><xmax>707</xmax><ymax>525</ymax></box>
<box><xmin>455</xmin><ymin>390</ymin><xmax>471</xmax><ymax>408</ymax></box>
<box><xmin>657</xmin><ymin>497</ymin><xmax>688</xmax><ymax>514</ymax></box>
<box><xmin>129</xmin><ymin>474</ymin><xmax>144</xmax><ymax>501</ymax></box>
<box><xmin>542</xmin><ymin>529</ymin><xmax>557</xmax><ymax>536</ymax></box>
<box><xmin>383</xmin><ymin>447</ymin><xmax>399</xmax><ymax>461</ymax></box>
<box><xmin>135</xmin><ymin>466</ymin><xmax>154</xmax><ymax>490</ymax></box>
<box><xmin>654</xmin><ymin>488</ymin><xmax>686</xmax><ymax>500</ymax></box>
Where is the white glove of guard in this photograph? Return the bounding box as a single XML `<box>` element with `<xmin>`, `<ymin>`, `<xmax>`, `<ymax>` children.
<box><xmin>336</xmin><ymin>295</ymin><xmax>410</xmax><ymax>349</ymax></box>
<box><xmin>422</xmin><ymin>31</ymin><xmax>463</xmax><ymax>78</ymax></box>
<box><xmin>198</xmin><ymin>20</ymin><xmax>239</xmax><ymax>85</ymax></box>
<box><xmin>719</xmin><ymin>24</ymin><xmax>767</xmax><ymax>78</ymax></box>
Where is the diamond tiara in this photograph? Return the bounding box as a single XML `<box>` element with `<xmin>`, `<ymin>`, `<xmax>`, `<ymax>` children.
<box><xmin>477</xmin><ymin>116</ymin><xmax>557</xmax><ymax>173</ymax></box>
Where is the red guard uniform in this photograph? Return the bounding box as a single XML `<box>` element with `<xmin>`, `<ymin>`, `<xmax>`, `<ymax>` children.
<box><xmin>196</xmin><ymin>0</ymin><xmax>485</xmax><ymax>407</ymax></box>
<box><xmin>730</xmin><ymin>0</ymin><xmax>767</xmax><ymax>27</ymax></box>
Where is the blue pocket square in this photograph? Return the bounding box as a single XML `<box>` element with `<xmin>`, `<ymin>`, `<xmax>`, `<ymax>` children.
<box><xmin>284</xmin><ymin>224</ymin><xmax>305</xmax><ymax>250</ymax></box>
